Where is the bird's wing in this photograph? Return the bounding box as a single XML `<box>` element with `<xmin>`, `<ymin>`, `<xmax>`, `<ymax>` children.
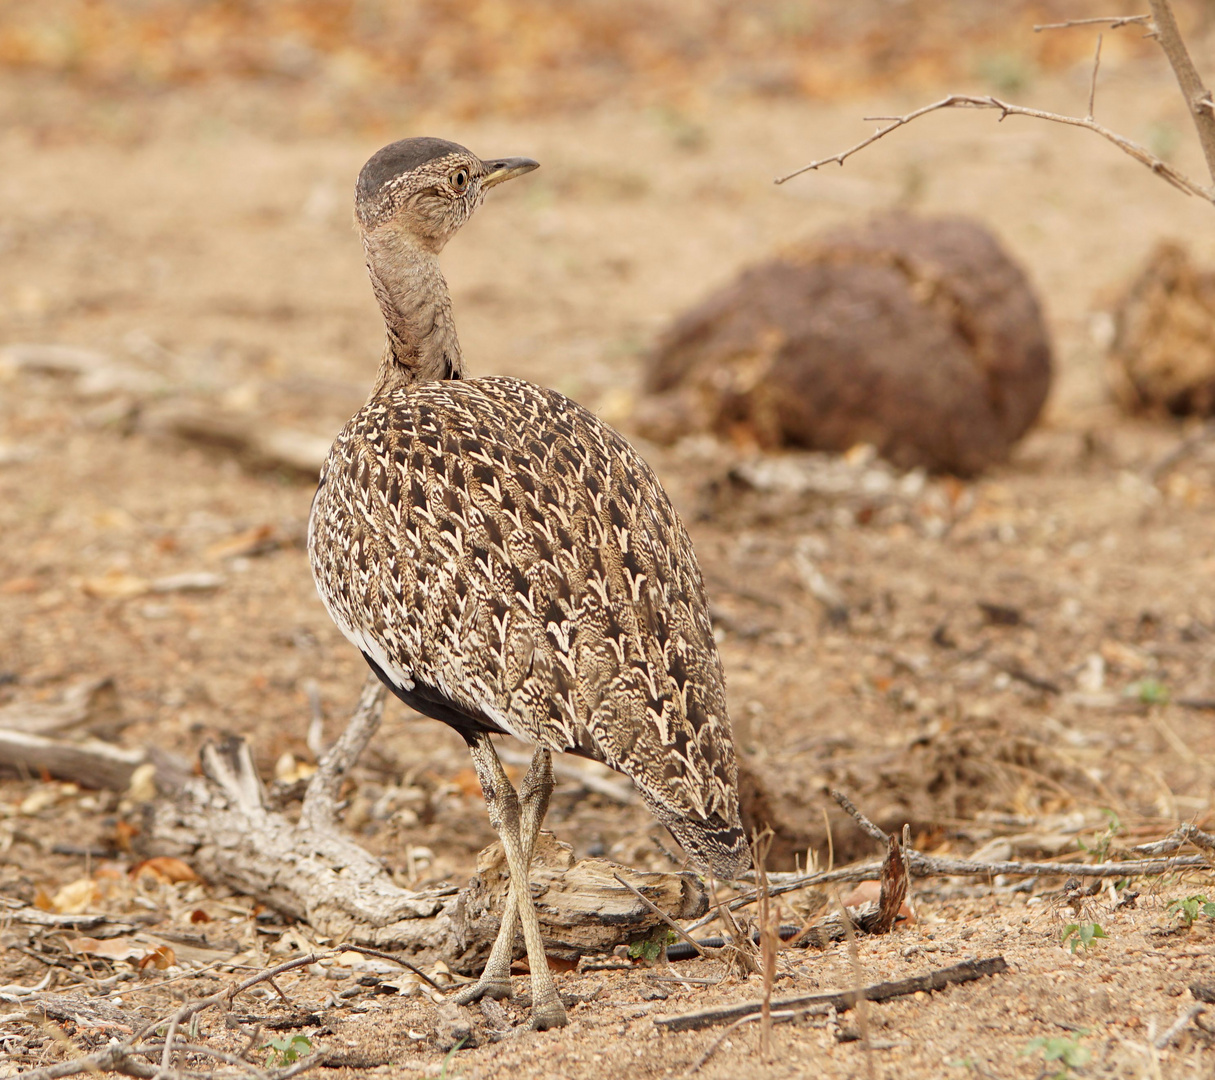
<box><xmin>308</xmin><ymin>375</ymin><xmax>745</xmax><ymax>871</ymax></box>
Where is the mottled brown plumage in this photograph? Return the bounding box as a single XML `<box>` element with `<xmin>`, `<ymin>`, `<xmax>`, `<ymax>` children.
<box><xmin>307</xmin><ymin>137</ymin><xmax>747</xmax><ymax>1029</ymax></box>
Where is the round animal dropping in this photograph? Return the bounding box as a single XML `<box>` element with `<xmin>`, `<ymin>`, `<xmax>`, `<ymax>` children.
<box><xmin>307</xmin><ymin>137</ymin><xmax>750</xmax><ymax>1030</ymax></box>
<box><xmin>637</xmin><ymin>212</ymin><xmax>1053</xmax><ymax>476</ymax></box>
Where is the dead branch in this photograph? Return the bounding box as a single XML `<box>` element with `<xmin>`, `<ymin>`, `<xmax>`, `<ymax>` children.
<box><xmin>1146</xmin><ymin>0</ymin><xmax>1215</xmax><ymax>181</ymax></box>
<box><xmin>140</xmin><ymin>679</ymin><xmax>706</xmax><ymax>970</ymax></box>
<box><xmin>655</xmin><ymin>956</ymin><xmax>1009</xmax><ymax>1032</ymax></box>
<box><xmin>1131</xmin><ymin>822</ymin><xmax>1215</xmax><ymax>856</ymax></box>
<box><xmin>0</xmin><ymin>728</ymin><xmax>147</xmax><ymax>790</ymax></box>
<box><xmin>775</xmin><ymin>94</ymin><xmax>1213</xmax><ymax>199</ymax></box>
<box><xmin>1155</xmin><ymin>1002</ymin><xmax>1206</xmax><ymax>1049</ymax></box>
<box><xmin>298</xmin><ymin>673</ymin><xmax>385</xmax><ymax>832</ymax></box>
<box><xmin>830</xmin><ymin>789</ymin><xmax>889</xmax><ymax>844</ymax></box>
<box><xmin>778</xmin><ymin>0</ymin><xmax>1215</xmax><ymax>201</ymax></box>
<box><xmin>0</xmin><ymin>678</ymin><xmax>121</xmax><ymax>737</ymax></box>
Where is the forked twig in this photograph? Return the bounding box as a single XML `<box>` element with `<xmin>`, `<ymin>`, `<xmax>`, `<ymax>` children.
<box><xmin>775</xmin><ymin>94</ymin><xmax>1213</xmax><ymax>199</ymax></box>
<box><xmin>778</xmin><ymin>0</ymin><xmax>1215</xmax><ymax>202</ymax></box>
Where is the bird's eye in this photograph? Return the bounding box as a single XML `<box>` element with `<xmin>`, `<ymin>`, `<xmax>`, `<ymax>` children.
<box><xmin>451</xmin><ymin>168</ymin><xmax>470</xmax><ymax>191</ymax></box>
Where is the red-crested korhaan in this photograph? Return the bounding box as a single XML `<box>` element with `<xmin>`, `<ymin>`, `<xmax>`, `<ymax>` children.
<box><xmin>308</xmin><ymin>137</ymin><xmax>749</xmax><ymax>1030</ymax></box>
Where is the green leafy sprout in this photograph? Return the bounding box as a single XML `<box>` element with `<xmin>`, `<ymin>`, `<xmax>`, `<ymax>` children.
<box><xmin>263</xmin><ymin>1034</ymin><xmax>312</xmax><ymax>1069</ymax></box>
<box><xmin>1061</xmin><ymin>922</ymin><xmax>1107</xmax><ymax>954</ymax></box>
<box><xmin>628</xmin><ymin>929</ymin><xmax>677</xmax><ymax>963</ymax></box>
<box><xmin>1126</xmin><ymin>677</ymin><xmax>1169</xmax><ymax>705</ymax></box>
<box><xmin>1020</xmin><ymin>1033</ymin><xmax>1091</xmax><ymax>1079</ymax></box>
<box><xmin>1077</xmin><ymin>809</ymin><xmax>1121</xmax><ymax>862</ymax></box>
<box><xmin>1168</xmin><ymin>894</ymin><xmax>1215</xmax><ymax>928</ymax></box>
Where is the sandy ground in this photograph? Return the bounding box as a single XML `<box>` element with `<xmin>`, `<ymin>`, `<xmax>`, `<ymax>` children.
<box><xmin>3</xmin><ymin>40</ymin><xmax>1215</xmax><ymax>1079</ymax></box>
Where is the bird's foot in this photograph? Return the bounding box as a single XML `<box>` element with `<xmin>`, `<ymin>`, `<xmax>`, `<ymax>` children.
<box><xmin>529</xmin><ymin>995</ymin><xmax>568</xmax><ymax>1031</ymax></box>
<box><xmin>452</xmin><ymin>975</ymin><xmax>513</xmax><ymax>1006</ymax></box>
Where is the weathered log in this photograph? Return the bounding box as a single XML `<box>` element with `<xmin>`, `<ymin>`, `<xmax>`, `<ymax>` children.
<box><xmin>452</xmin><ymin>833</ymin><xmax>707</xmax><ymax>970</ymax></box>
<box><xmin>0</xmin><ymin>678</ymin><xmax>122</xmax><ymax>737</ymax></box>
<box><xmin>0</xmin><ymin>729</ymin><xmax>147</xmax><ymax>791</ymax></box>
<box><xmin>139</xmin><ymin>402</ymin><xmax>330</xmax><ymax>478</ymax></box>
<box><xmin>139</xmin><ymin>682</ymin><xmax>707</xmax><ymax>972</ymax></box>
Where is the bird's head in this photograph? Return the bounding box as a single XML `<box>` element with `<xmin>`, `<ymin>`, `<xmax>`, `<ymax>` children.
<box><xmin>354</xmin><ymin>137</ymin><xmax>538</xmax><ymax>251</ymax></box>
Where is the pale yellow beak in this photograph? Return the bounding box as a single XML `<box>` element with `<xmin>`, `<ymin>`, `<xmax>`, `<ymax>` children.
<box><xmin>482</xmin><ymin>156</ymin><xmax>540</xmax><ymax>189</ymax></box>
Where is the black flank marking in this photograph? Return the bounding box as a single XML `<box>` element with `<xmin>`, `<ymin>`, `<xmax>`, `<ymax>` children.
<box><xmin>360</xmin><ymin>652</ymin><xmax>508</xmax><ymax>746</ymax></box>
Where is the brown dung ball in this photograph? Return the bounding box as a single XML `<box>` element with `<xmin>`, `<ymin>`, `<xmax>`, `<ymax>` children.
<box><xmin>1108</xmin><ymin>241</ymin><xmax>1215</xmax><ymax>417</ymax></box>
<box><xmin>635</xmin><ymin>213</ymin><xmax>1053</xmax><ymax>476</ymax></box>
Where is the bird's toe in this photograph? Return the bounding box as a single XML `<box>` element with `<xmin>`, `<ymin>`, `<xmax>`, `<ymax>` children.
<box><xmin>453</xmin><ymin>976</ymin><xmax>514</xmax><ymax>1006</ymax></box>
<box><xmin>530</xmin><ymin>999</ymin><xmax>568</xmax><ymax>1031</ymax></box>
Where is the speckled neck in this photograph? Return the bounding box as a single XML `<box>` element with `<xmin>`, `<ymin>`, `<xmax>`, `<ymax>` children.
<box><xmin>363</xmin><ymin>230</ymin><xmax>466</xmax><ymax>396</ymax></box>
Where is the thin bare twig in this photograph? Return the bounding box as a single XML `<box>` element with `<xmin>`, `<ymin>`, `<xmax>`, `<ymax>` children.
<box><xmin>775</xmin><ymin>94</ymin><xmax>1214</xmax><ymax>200</ymax></box>
<box><xmin>694</xmin><ymin>849</ymin><xmax>1209</xmax><ymax>929</ymax></box>
<box><xmin>1034</xmin><ymin>15</ymin><xmax>1150</xmax><ymax>31</ymax></box>
<box><xmin>140</xmin><ymin>1041</ymin><xmax>274</xmax><ymax>1077</ymax></box>
<box><xmin>159</xmin><ymin>1013</ymin><xmax>180</xmax><ymax>1073</ymax></box>
<box><xmin>830</xmin><ymin>789</ymin><xmax>888</xmax><ymax>844</ymax></box>
<box><xmin>1088</xmin><ymin>33</ymin><xmax>1104</xmax><ymax>120</ymax></box>
<box><xmin>655</xmin><ymin>956</ymin><xmax>1010</xmax><ymax>1032</ymax></box>
<box><xmin>612</xmin><ymin>872</ymin><xmax>708</xmax><ymax>957</ymax></box>
<box><xmin>685</xmin><ymin>1011</ymin><xmax>769</xmax><ymax>1075</ymax></box>
<box><xmin>831</xmin><ymin>885</ymin><xmax>875</xmax><ymax>1080</ymax></box>
<box><xmin>1154</xmin><ymin>1003</ymin><xmax>1206</xmax><ymax>1048</ymax></box>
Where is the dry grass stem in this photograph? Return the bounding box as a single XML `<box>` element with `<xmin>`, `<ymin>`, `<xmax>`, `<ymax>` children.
<box><xmin>751</xmin><ymin>827</ymin><xmax>777</xmax><ymax>1058</ymax></box>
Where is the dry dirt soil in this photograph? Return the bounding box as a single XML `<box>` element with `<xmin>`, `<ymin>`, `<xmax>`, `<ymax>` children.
<box><xmin>4</xmin><ymin>18</ymin><xmax>1215</xmax><ymax>1080</ymax></box>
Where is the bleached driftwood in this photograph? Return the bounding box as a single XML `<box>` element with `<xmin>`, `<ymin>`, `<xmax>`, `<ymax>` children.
<box><xmin>0</xmin><ymin>677</ymin><xmax>122</xmax><ymax>737</ymax></box>
<box><xmin>0</xmin><ymin>730</ymin><xmax>147</xmax><ymax>791</ymax></box>
<box><xmin>139</xmin><ymin>402</ymin><xmax>331</xmax><ymax>478</ymax></box>
<box><xmin>141</xmin><ymin>676</ymin><xmax>707</xmax><ymax>971</ymax></box>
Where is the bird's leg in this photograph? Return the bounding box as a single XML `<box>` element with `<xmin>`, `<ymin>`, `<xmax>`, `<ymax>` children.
<box><xmin>452</xmin><ymin>737</ymin><xmax>567</xmax><ymax>1029</ymax></box>
<box><xmin>454</xmin><ymin>746</ymin><xmax>553</xmax><ymax>1005</ymax></box>
<box><xmin>518</xmin><ymin>746</ymin><xmax>554</xmax><ymax>860</ymax></box>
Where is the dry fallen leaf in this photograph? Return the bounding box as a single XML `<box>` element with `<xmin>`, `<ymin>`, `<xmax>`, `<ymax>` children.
<box><xmin>274</xmin><ymin>752</ymin><xmax>317</xmax><ymax>784</ymax></box>
<box><xmin>125</xmin><ymin>762</ymin><xmax>158</xmax><ymax>803</ymax></box>
<box><xmin>80</xmin><ymin>570</ymin><xmax>150</xmax><ymax>600</ymax></box>
<box><xmin>113</xmin><ymin>819</ymin><xmax>140</xmax><ymax>852</ymax></box>
<box><xmin>138</xmin><ymin>944</ymin><xmax>176</xmax><ymax>970</ymax></box>
<box><xmin>0</xmin><ymin>576</ymin><xmax>40</xmax><ymax>594</ymax></box>
<box><xmin>19</xmin><ymin>785</ymin><xmax>67</xmax><ymax>815</ymax></box>
<box><xmin>69</xmin><ymin>936</ymin><xmax>146</xmax><ymax>962</ymax></box>
<box><xmin>206</xmin><ymin>523</ymin><xmax>280</xmax><ymax>560</ymax></box>
<box><xmin>52</xmin><ymin>877</ymin><xmax>102</xmax><ymax>914</ymax></box>
<box><xmin>130</xmin><ymin>856</ymin><xmax>198</xmax><ymax>883</ymax></box>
